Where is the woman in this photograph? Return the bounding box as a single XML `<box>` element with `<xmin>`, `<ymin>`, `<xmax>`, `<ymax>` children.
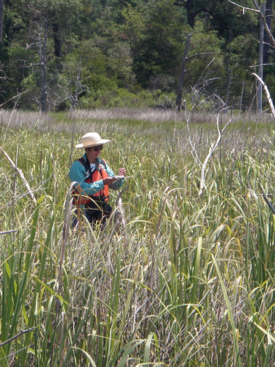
<box><xmin>69</xmin><ymin>132</ymin><xmax>126</xmax><ymax>227</ymax></box>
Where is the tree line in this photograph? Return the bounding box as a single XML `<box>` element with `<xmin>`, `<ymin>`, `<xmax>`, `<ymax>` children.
<box><xmin>0</xmin><ymin>0</ymin><xmax>273</xmax><ymax>112</ymax></box>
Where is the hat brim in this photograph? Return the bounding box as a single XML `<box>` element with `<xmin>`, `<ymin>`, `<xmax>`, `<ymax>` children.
<box><xmin>75</xmin><ymin>139</ymin><xmax>110</xmax><ymax>149</ymax></box>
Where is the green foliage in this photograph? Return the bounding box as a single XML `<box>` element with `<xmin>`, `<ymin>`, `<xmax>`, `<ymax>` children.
<box><xmin>80</xmin><ymin>88</ymin><xmax>175</xmax><ymax>108</ymax></box>
<box><xmin>120</xmin><ymin>4</ymin><xmax>147</xmax><ymax>48</ymax></box>
<box><xmin>4</xmin><ymin>45</ymin><xmax>37</xmax><ymax>104</ymax></box>
<box><xmin>0</xmin><ymin>0</ymin><xmax>272</xmax><ymax>112</ymax></box>
<box><xmin>186</xmin><ymin>20</ymin><xmax>223</xmax><ymax>92</ymax></box>
<box><xmin>130</xmin><ymin>0</ymin><xmax>185</xmax><ymax>89</ymax></box>
<box><xmin>206</xmin><ymin>0</ymin><xmax>258</xmax><ymax>39</ymax></box>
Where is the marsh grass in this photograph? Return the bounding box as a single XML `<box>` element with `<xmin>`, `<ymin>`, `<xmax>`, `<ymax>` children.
<box><xmin>0</xmin><ymin>109</ymin><xmax>275</xmax><ymax>365</ymax></box>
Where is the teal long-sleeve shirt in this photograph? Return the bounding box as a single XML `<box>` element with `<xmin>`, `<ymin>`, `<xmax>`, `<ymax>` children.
<box><xmin>69</xmin><ymin>154</ymin><xmax>124</xmax><ymax>196</ymax></box>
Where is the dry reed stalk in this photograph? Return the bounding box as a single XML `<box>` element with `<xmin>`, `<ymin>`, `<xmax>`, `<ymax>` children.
<box><xmin>0</xmin><ymin>327</ymin><xmax>36</xmax><ymax>347</ymax></box>
<box><xmin>106</xmin><ymin>186</ymin><xmax>128</xmax><ymax>245</ymax></box>
<box><xmin>259</xmin><ymin>183</ymin><xmax>275</xmax><ymax>214</ymax></box>
<box><xmin>58</xmin><ymin>182</ymin><xmax>75</xmax><ymax>294</ymax></box>
<box><xmin>50</xmin><ymin>182</ymin><xmax>74</xmax><ymax>367</ymax></box>
<box><xmin>0</xmin><ymin>230</ymin><xmax>17</xmax><ymax>235</ymax></box>
<box><xmin>11</xmin><ymin>146</ymin><xmax>19</xmax><ymax>230</ymax></box>
<box><xmin>114</xmin><ymin>186</ymin><xmax>128</xmax><ymax>229</ymax></box>
<box><xmin>0</xmin><ymin>146</ymin><xmax>37</xmax><ymax>204</ymax></box>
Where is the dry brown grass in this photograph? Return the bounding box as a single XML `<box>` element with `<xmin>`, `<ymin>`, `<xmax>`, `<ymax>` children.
<box><xmin>0</xmin><ymin>108</ymin><xmax>274</xmax><ymax>160</ymax></box>
<box><xmin>68</xmin><ymin>108</ymin><xmax>275</xmax><ymax>124</ymax></box>
<box><xmin>0</xmin><ymin>108</ymin><xmax>274</xmax><ymax>128</ymax></box>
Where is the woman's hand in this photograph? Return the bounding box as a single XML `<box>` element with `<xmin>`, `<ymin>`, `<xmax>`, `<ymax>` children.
<box><xmin>103</xmin><ymin>168</ymin><xmax>126</xmax><ymax>185</ymax></box>
<box><xmin>103</xmin><ymin>177</ymin><xmax>118</xmax><ymax>185</ymax></box>
<box><xmin>118</xmin><ymin>167</ymin><xmax>126</xmax><ymax>176</ymax></box>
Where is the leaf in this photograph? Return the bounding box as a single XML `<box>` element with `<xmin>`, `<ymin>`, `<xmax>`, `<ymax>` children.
<box><xmin>143</xmin><ymin>333</ymin><xmax>154</xmax><ymax>365</ymax></box>
<box><xmin>71</xmin><ymin>347</ymin><xmax>97</xmax><ymax>367</ymax></box>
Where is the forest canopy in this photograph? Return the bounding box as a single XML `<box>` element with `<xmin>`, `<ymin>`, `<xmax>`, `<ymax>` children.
<box><xmin>0</xmin><ymin>0</ymin><xmax>273</xmax><ymax>112</ymax></box>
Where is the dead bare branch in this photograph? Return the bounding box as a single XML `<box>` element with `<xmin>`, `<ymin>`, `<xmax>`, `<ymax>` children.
<box><xmin>227</xmin><ymin>0</ymin><xmax>259</xmax><ymax>14</ymax></box>
<box><xmin>259</xmin><ymin>183</ymin><xmax>275</xmax><ymax>214</ymax></box>
<box><xmin>252</xmin><ymin>0</ymin><xmax>275</xmax><ymax>48</ymax></box>
<box><xmin>0</xmin><ymin>230</ymin><xmax>17</xmax><ymax>236</ymax></box>
<box><xmin>252</xmin><ymin>73</ymin><xmax>275</xmax><ymax>118</ymax></box>
<box><xmin>176</xmin><ymin>33</ymin><xmax>192</xmax><ymax>112</ymax></box>
<box><xmin>199</xmin><ymin>113</ymin><xmax>232</xmax><ymax>195</ymax></box>
<box><xmin>0</xmin><ymin>147</ymin><xmax>37</xmax><ymax>204</ymax></box>
<box><xmin>0</xmin><ymin>90</ymin><xmax>29</xmax><ymax>108</ymax></box>
<box><xmin>228</xmin><ymin>1</ymin><xmax>275</xmax><ymax>48</ymax></box>
<box><xmin>0</xmin><ymin>327</ymin><xmax>36</xmax><ymax>347</ymax></box>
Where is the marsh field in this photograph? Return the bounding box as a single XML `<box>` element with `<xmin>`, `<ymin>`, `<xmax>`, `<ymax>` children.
<box><xmin>0</xmin><ymin>109</ymin><xmax>275</xmax><ymax>366</ymax></box>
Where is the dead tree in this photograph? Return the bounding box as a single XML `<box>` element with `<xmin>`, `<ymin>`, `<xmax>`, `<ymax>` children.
<box><xmin>263</xmin><ymin>0</ymin><xmax>273</xmax><ymax>71</ymax></box>
<box><xmin>39</xmin><ymin>25</ymin><xmax>48</xmax><ymax>113</ymax></box>
<box><xmin>228</xmin><ymin>0</ymin><xmax>275</xmax><ymax>113</ymax></box>
<box><xmin>176</xmin><ymin>33</ymin><xmax>192</xmax><ymax>112</ymax></box>
<box><xmin>0</xmin><ymin>0</ymin><xmax>3</xmax><ymax>43</ymax></box>
<box><xmin>258</xmin><ymin>1</ymin><xmax>265</xmax><ymax>113</ymax></box>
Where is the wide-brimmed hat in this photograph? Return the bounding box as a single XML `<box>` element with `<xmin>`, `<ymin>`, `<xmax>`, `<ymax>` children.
<box><xmin>75</xmin><ymin>132</ymin><xmax>110</xmax><ymax>149</ymax></box>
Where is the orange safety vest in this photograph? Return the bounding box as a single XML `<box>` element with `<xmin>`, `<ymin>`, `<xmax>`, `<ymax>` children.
<box><xmin>73</xmin><ymin>157</ymin><xmax>109</xmax><ymax>205</ymax></box>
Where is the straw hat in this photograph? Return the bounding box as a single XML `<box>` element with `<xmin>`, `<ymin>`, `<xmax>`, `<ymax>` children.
<box><xmin>75</xmin><ymin>132</ymin><xmax>110</xmax><ymax>149</ymax></box>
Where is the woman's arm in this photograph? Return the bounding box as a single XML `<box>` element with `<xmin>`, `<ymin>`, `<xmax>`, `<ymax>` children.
<box><xmin>69</xmin><ymin>160</ymin><xmax>104</xmax><ymax>196</ymax></box>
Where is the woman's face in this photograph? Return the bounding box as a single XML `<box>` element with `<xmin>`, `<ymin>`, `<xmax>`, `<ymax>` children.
<box><xmin>85</xmin><ymin>145</ymin><xmax>103</xmax><ymax>163</ymax></box>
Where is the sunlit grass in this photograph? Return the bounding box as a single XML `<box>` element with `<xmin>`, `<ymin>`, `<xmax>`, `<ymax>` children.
<box><xmin>0</xmin><ymin>109</ymin><xmax>275</xmax><ymax>365</ymax></box>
